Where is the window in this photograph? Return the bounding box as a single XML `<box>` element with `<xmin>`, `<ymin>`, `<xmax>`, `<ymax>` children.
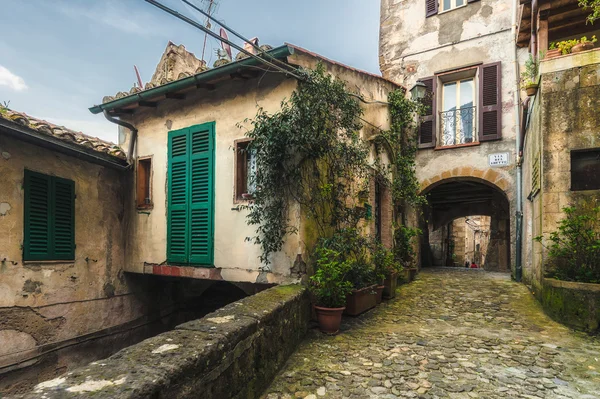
<box><xmin>136</xmin><ymin>157</ymin><xmax>152</xmax><ymax>208</ymax></box>
<box><xmin>167</xmin><ymin>123</ymin><xmax>215</xmax><ymax>265</ymax></box>
<box><xmin>441</xmin><ymin>79</ymin><xmax>476</xmax><ymax>146</ymax></box>
<box><xmin>426</xmin><ymin>0</ymin><xmax>478</xmax><ymax>17</ymax></box>
<box><xmin>234</xmin><ymin>139</ymin><xmax>257</xmax><ymax>201</ymax></box>
<box><xmin>441</xmin><ymin>0</ymin><xmax>465</xmax><ymax>12</ymax></box>
<box><xmin>418</xmin><ymin>62</ymin><xmax>501</xmax><ymax>149</ymax></box>
<box><xmin>23</xmin><ymin>170</ymin><xmax>75</xmax><ymax>261</ymax></box>
<box><xmin>571</xmin><ymin>149</ymin><xmax>600</xmax><ymax>191</ymax></box>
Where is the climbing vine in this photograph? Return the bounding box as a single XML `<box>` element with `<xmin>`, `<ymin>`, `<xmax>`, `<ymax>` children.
<box><xmin>242</xmin><ymin>64</ymin><xmax>368</xmax><ymax>265</ymax></box>
<box><xmin>242</xmin><ymin>65</ymin><xmax>426</xmax><ymax>267</ymax></box>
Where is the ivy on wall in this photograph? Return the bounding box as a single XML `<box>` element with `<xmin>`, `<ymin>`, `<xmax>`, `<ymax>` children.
<box><xmin>242</xmin><ymin>64</ymin><xmax>426</xmax><ymax>267</ymax></box>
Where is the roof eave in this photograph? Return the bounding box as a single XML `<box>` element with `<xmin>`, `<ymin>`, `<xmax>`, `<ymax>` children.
<box><xmin>89</xmin><ymin>45</ymin><xmax>295</xmax><ymax>115</ymax></box>
<box><xmin>0</xmin><ymin>118</ymin><xmax>129</xmax><ymax>170</ymax></box>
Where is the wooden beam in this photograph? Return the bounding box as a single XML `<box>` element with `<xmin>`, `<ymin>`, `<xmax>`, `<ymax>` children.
<box><xmin>138</xmin><ymin>101</ymin><xmax>157</xmax><ymax>108</ymax></box>
<box><xmin>165</xmin><ymin>93</ymin><xmax>186</xmax><ymax>100</ymax></box>
<box><xmin>196</xmin><ymin>83</ymin><xmax>215</xmax><ymax>91</ymax></box>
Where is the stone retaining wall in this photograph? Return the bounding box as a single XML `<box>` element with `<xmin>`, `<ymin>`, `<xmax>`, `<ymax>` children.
<box><xmin>541</xmin><ymin>278</ymin><xmax>600</xmax><ymax>333</ymax></box>
<box><xmin>13</xmin><ymin>284</ymin><xmax>310</xmax><ymax>399</ymax></box>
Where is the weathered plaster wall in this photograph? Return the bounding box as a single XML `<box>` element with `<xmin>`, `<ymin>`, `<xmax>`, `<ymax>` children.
<box><xmin>379</xmin><ymin>0</ymin><xmax>519</xmax><ymax>273</ymax></box>
<box><xmin>0</xmin><ymin>136</ymin><xmax>149</xmax><ymax>390</ymax></box>
<box><xmin>522</xmin><ymin>50</ymin><xmax>600</xmax><ymax>295</ymax></box>
<box><xmin>121</xmin><ymin>52</ymin><xmax>398</xmax><ymax>284</ymax></box>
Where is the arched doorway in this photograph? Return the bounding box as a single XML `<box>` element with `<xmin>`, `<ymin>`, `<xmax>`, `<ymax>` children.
<box><xmin>419</xmin><ymin>178</ymin><xmax>511</xmax><ymax>272</ymax></box>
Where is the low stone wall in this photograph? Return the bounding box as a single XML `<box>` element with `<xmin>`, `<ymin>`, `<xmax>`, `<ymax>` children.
<box><xmin>541</xmin><ymin>278</ymin><xmax>600</xmax><ymax>333</ymax></box>
<box><xmin>14</xmin><ymin>284</ymin><xmax>309</xmax><ymax>399</ymax></box>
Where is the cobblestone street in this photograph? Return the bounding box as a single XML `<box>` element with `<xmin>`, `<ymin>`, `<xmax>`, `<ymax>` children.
<box><xmin>262</xmin><ymin>268</ymin><xmax>600</xmax><ymax>399</ymax></box>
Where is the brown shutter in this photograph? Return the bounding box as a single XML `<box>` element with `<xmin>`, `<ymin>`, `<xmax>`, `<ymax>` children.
<box><xmin>426</xmin><ymin>0</ymin><xmax>438</xmax><ymax>17</ymax></box>
<box><xmin>418</xmin><ymin>77</ymin><xmax>437</xmax><ymax>149</ymax></box>
<box><xmin>478</xmin><ymin>62</ymin><xmax>502</xmax><ymax>142</ymax></box>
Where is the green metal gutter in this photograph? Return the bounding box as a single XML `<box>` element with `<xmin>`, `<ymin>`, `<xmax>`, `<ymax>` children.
<box><xmin>89</xmin><ymin>45</ymin><xmax>295</xmax><ymax>115</ymax></box>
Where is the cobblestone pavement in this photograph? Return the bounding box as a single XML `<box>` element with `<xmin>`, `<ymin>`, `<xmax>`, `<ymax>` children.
<box><xmin>262</xmin><ymin>268</ymin><xmax>600</xmax><ymax>399</ymax></box>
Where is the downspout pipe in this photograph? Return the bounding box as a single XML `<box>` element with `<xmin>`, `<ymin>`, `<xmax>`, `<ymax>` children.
<box><xmin>531</xmin><ymin>0</ymin><xmax>538</xmax><ymax>57</ymax></box>
<box><xmin>103</xmin><ymin>110</ymin><xmax>138</xmax><ymax>166</ymax></box>
<box><xmin>513</xmin><ymin>0</ymin><xmax>524</xmax><ymax>282</ymax></box>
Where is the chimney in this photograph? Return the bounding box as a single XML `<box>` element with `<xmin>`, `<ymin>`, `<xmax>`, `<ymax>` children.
<box><xmin>244</xmin><ymin>37</ymin><xmax>259</xmax><ymax>54</ymax></box>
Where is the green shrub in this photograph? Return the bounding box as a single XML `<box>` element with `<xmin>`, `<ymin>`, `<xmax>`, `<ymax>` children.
<box><xmin>309</xmin><ymin>248</ymin><xmax>354</xmax><ymax>308</ymax></box>
<box><xmin>537</xmin><ymin>203</ymin><xmax>600</xmax><ymax>283</ymax></box>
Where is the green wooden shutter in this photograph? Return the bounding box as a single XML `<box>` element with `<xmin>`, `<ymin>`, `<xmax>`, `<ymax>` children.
<box><xmin>52</xmin><ymin>177</ymin><xmax>75</xmax><ymax>260</ymax></box>
<box><xmin>188</xmin><ymin>123</ymin><xmax>214</xmax><ymax>265</ymax></box>
<box><xmin>167</xmin><ymin>128</ymin><xmax>190</xmax><ymax>263</ymax></box>
<box><xmin>24</xmin><ymin>170</ymin><xmax>52</xmax><ymax>260</ymax></box>
<box><xmin>24</xmin><ymin>170</ymin><xmax>75</xmax><ymax>261</ymax></box>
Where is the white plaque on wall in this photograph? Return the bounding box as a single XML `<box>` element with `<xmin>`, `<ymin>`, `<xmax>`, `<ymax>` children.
<box><xmin>488</xmin><ymin>152</ymin><xmax>510</xmax><ymax>167</ymax></box>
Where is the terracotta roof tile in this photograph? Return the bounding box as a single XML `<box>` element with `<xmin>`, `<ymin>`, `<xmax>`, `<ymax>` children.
<box><xmin>0</xmin><ymin>106</ymin><xmax>126</xmax><ymax>160</ymax></box>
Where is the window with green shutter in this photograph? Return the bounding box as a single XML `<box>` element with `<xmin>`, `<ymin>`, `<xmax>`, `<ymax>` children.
<box><xmin>167</xmin><ymin>122</ymin><xmax>215</xmax><ymax>266</ymax></box>
<box><xmin>23</xmin><ymin>170</ymin><xmax>75</xmax><ymax>261</ymax></box>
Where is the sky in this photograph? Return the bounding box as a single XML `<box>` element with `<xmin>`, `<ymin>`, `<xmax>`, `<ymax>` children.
<box><xmin>0</xmin><ymin>0</ymin><xmax>381</xmax><ymax>143</ymax></box>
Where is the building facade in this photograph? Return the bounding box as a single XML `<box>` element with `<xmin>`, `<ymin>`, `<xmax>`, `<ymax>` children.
<box><xmin>380</xmin><ymin>0</ymin><xmax>520</xmax><ymax>272</ymax></box>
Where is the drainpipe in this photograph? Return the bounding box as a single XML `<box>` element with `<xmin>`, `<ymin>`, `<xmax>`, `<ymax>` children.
<box><xmin>513</xmin><ymin>0</ymin><xmax>524</xmax><ymax>282</ymax></box>
<box><xmin>531</xmin><ymin>0</ymin><xmax>538</xmax><ymax>57</ymax></box>
<box><xmin>103</xmin><ymin>110</ymin><xmax>138</xmax><ymax>165</ymax></box>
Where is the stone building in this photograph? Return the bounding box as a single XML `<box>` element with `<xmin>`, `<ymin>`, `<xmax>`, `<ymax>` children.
<box><xmin>380</xmin><ymin>0</ymin><xmax>520</xmax><ymax>272</ymax></box>
<box><xmin>0</xmin><ymin>43</ymin><xmax>400</xmax><ymax>391</ymax></box>
<box><xmin>90</xmin><ymin>42</ymin><xmax>399</xmax><ymax>285</ymax></box>
<box><xmin>517</xmin><ymin>0</ymin><xmax>600</xmax><ymax>295</ymax></box>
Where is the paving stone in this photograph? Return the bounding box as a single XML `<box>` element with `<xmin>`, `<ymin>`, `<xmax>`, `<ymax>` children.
<box><xmin>261</xmin><ymin>269</ymin><xmax>600</xmax><ymax>399</ymax></box>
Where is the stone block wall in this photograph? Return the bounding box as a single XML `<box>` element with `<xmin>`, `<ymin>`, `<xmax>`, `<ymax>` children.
<box><xmin>13</xmin><ymin>284</ymin><xmax>310</xmax><ymax>399</ymax></box>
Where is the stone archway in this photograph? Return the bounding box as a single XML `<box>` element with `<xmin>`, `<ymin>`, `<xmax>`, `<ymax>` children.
<box><xmin>419</xmin><ymin>170</ymin><xmax>512</xmax><ymax>272</ymax></box>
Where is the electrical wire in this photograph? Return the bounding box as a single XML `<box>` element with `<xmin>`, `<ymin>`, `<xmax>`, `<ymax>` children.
<box><xmin>145</xmin><ymin>0</ymin><xmax>305</xmax><ymax>81</ymax></box>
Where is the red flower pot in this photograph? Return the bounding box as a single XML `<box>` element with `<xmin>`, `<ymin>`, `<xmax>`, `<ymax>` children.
<box><xmin>375</xmin><ymin>285</ymin><xmax>385</xmax><ymax>304</ymax></box>
<box><xmin>344</xmin><ymin>285</ymin><xmax>377</xmax><ymax>316</ymax></box>
<box><xmin>314</xmin><ymin>306</ymin><xmax>345</xmax><ymax>334</ymax></box>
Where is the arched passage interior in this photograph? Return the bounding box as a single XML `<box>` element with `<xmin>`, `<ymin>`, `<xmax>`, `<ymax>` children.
<box><xmin>419</xmin><ymin>179</ymin><xmax>510</xmax><ymax>272</ymax></box>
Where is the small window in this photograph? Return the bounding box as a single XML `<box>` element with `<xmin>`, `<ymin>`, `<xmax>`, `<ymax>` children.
<box><xmin>137</xmin><ymin>157</ymin><xmax>152</xmax><ymax>208</ymax></box>
<box><xmin>571</xmin><ymin>149</ymin><xmax>600</xmax><ymax>191</ymax></box>
<box><xmin>442</xmin><ymin>0</ymin><xmax>466</xmax><ymax>12</ymax></box>
<box><xmin>234</xmin><ymin>139</ymin><xmax>256</xmax><ymax>201</ymax></box>
<box><xmin>23</xmin><ymin>170</ymin><xmax>75</xmax><ymax>261</ymax></box>
<box><xmin>441</xmin><ymin>78</ymin><xmax>476</xmax><ymax>146</ymax></box>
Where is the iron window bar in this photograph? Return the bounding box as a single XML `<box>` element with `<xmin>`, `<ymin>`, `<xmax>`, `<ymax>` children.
<box><xmin>440</xmin><ymin>106</ymin><xmax>476</xmax><ymax>146</ymax></box>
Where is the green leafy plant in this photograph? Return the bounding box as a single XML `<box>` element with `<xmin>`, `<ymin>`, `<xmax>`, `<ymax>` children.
<box><xmin>393</xmin><ymin>224</ymin><xmax>421</xmax><ymax>269</ymax></box>
<box><xmin>309</xmin><ymin>248</ymin><xmax>354</xmax><ymax>308</ymax></box>
<box><xmin>371</xmin><ymin>241</ymin><xmax>395</xmax><ymax>283</ymax></box>
<box><xmin>579</xmin><ymin>0</ymin><xmax>600</xmax><ymax>23</ymax></box>
<box><xmin>552</xmin><ymin>35</ymin><xmax>597</xmax><ymax>56</ymax></box>
<box><xmin>535</xmin><ymin>201</ymin><xmax>600</xmax><ymax>283</ymax></box>
<box><xmin>520</xmin><ymin>53</ymin><xmax>540</xmax><ymax>88</ymax></box>
<box><xmin>242</xmin><ymin>64</ymin><xmax>368</xmax><ymax>265</ymax></box>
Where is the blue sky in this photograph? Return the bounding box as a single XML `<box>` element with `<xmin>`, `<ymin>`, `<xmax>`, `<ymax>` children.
<box><xmin>0</xmin><ymin>0</ymin><xmax>381</xmax><ymax>143</ymax></box>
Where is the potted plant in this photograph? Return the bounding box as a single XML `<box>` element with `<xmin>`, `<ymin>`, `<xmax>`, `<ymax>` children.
<box><xmin>546</xmin><ymin>42</ymin><xmax>562</xmax><ymax>59</ymax></box>
<box><xmin>309</xmin><ymin>248</ymin><xmax>353</xmax><ymax>334</ymax></box>
<box><xmin>393</xmin><ymin>224</ymin><xmax>420</xmax><ymax>285</ymax></box>
<box><xmin>372</xmin><ymin>241</ymin><xmax>397</xmax><ymax>301</ymax></box>
<box><xmin>572</xmin><ymin>35</ymin><xmax>597</xmax><ymax>53</ymax></box>
<box><xmin>344</xmin><ymin>259</ymin><xmax>378</xmax><ymax>316</ymax></box>
<box><xmin>520</xmin><ymin>53</ymin><xmax>540</xmax><ymax>97</ymax></box>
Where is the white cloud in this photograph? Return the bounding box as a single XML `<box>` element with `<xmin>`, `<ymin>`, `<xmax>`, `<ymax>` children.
<box><xmin>0</xmin><ymin>65</ymin><xmax>28</xmax><ymax>91</ymax></box>
<box><xmin>57</xmin><ymin>1</ymin><xmax>162</xmax><ymax>36</ymax></box>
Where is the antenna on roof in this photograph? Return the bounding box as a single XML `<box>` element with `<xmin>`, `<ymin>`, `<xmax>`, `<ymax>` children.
<box><xmin>134</xmin><ymin>65</ymin><xmax>144</xmax><ymax>89</ymax></box>
<box><xmin>198</xmin><ymin>0</ymin><xmax>219</xmax><ymax>62</ymax></box>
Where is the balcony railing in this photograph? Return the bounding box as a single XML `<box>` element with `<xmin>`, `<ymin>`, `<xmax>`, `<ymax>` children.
<box><xmin>440</xmin><ymin>106</ymin><xmax>476</xmax><ymax>146</ymax></box>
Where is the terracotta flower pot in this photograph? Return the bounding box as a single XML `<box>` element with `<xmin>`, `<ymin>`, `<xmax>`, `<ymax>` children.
<box><xmin>408</xmin><ymin>267</ymin><xmax>418</xmax><ymax>281</ymax></box>
<box><xmin>383</xmin><ymin>272</ymin><xmax>398</xmax><ymax>299</ymax></box>
<box><xmin>375</xmin><ymin>285</ymin><xmax>385</xmax><ymax>304</ymax></box>
<box><xmin>525</xmin><ymin>84</ymin><xmax>538</xmax><ymax>97</ymax></box>
<box><xmin>572</xmin><ymin>42</ymin><xmax>594</xmax><ymax>54</ymax></box>
<box><xmin>314</xmin><ymin>306</ymin><xmax>345</xmax><ymax>335</ymax></box>
<box><xmin>545</xmin><ymin>48</ymin><xmax>562</xmax><ymax>59</ymax></box>
<box><xmin>344</xmin><ymin>285</ymin><xmax>377</xmax><ymax>316</ymax></box>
